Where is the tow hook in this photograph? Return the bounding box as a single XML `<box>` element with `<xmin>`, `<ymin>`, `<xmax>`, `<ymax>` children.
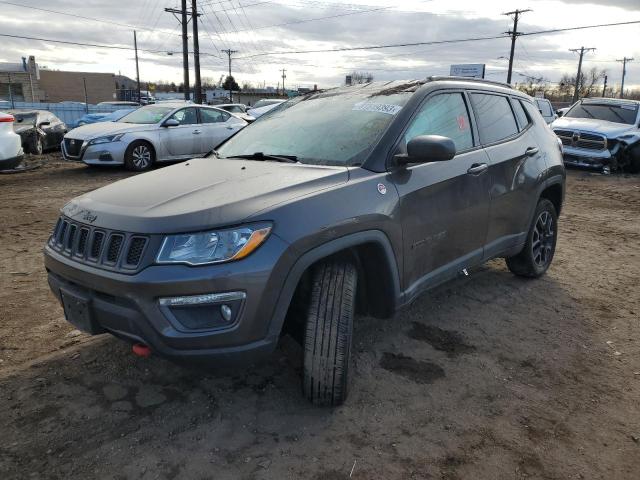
<box><xmin>132</xmin><ymin>343</ymin><xmax>152</xmax><ymax>358</ymax></box>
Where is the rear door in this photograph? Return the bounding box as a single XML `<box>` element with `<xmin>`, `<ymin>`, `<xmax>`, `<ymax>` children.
<box><xmin>199</xmin><ymin>108</ymin><xmax>244</xmax><ymax>152</ymax></box>
<box><xmin>392</xmin><ymin>91</ymin><xmax>491</xmax><ymax>295</ymax></box>
<box><xmin>158</xmin><ymin>107</ymin><xmax>201</xmax><ymax>158</ymax></box>
<box><xmin>470</xmin><ymin>93</ymin><xmax>546</xmax><ymax>258</ymax></box>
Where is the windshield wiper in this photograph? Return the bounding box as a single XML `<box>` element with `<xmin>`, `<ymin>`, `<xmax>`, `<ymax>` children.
<box><xmin>225</xmin><ymin>152</ymin><xmax>298</xmax><ymax>163</ymax></box>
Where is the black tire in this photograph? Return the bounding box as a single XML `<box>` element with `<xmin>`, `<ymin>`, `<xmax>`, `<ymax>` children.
<box><xmin>628</xmin><ymin>145</ymin><xmax>640</xmax><ymax>174</ymax></box>
<box><xmin>302</xmin><ymin>260</ymin><xmax>357</xmax><ymax>406</ymax></box>
<box><xmin>29</xmin><ymin>135</ymin><xmax>43</xmax><ymax>155</ymax></box>
<box><xmin>124</xmin><ymin>141</ymin><xmax>155</xmax><ymax>171</ymax></box>
<box><xmin>506</xmin><ymin>198</ymin><xmax>558</xmax><ymax>278</ymax></box>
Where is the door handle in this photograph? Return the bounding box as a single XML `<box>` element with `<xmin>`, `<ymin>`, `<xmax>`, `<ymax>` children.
<box><xmin>193</xmin><ymin>129</ymin><xmax>202</xmax><ymax>135</ymax></box>
<box><xmin>226</xmin><ymin>126</ymin><xmax>234</xmax><ymax>130</ymax></box>
<box><xmin>525</xmin><ymin>146</ymin><xmax>539</xmax><ymax>156</ymax></box>
<box><xmin>467</xmin><ymin>163</ymin><xmax>488</xmax><ymax>175</ymax></box>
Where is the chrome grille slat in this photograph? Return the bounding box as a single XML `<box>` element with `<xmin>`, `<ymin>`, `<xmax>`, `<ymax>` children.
<box><xmin>553</xmin><ymin>129</ymin><xmax>606</xmax><ymax>151</ymax></box>
<box><xmin>48</xmin><ymin>216</ymin><xmax>149</xmax><ymax>272</ymax></box>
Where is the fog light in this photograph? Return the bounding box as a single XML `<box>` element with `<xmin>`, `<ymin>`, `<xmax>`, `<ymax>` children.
<box><xmin>159</xmin><ymin>292</ymin><xmax>245</xmax><ymax>306</ymax></box>
<box><xmin>220</xmin><ymin>304</ymin><xmax>232</xmax><ymax>322</ymax></box>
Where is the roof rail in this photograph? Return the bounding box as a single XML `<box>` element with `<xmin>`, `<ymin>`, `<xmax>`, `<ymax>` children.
<box><xmin>427</xmin><ymin>76</ymin><xmax>513</xmax><ymax>88</ymax></box>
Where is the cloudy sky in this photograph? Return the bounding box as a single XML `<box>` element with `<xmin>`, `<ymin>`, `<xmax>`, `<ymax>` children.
<box><xmin>1</xmin><ymin>0</ymin><xmax>639</xmax><ymax>90</ymax></box>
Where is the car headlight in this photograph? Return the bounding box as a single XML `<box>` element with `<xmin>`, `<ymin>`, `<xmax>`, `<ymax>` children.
<box><xmin>156</xmin><ymin>224</ymin><xmax>272</xmax><ymax>265</ymax></box>
<box><xmin>88</xmin><ymin>133</ymin><xmax>124</xmax><ymax>145</ymax></box>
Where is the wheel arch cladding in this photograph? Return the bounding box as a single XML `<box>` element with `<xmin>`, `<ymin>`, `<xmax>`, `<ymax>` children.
<box><xmin>273</xmin><ymin>231</ymin><xmax>401</xmax><ymax>340</ymax></box>
<box><xmin>540</xmin><ymin>182</ymin><xmax>563</xmax><ymax>216</ymax></box>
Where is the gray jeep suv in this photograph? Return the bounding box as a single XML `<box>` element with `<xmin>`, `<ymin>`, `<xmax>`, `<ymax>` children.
<box><xmin>44</xmin><ymin>78</ymin><xmax>565</xmax><ymax>406</ymax></box>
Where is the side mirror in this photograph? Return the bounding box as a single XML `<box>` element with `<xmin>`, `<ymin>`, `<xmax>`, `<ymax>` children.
<box><xmin>395</xmin><ymin>135</ymin><xmax>456</xmax><ymax>166</ymax></box>
<box><xmin>39</xmin><ymin>121</ymin><xmax>50</xmax><ymax>127</ymax></box>
<box><xmin>556</xmin><ymin>110</ymin><xmax>564</xmax><ymax>117</ymax></box>
<box><xmin>163</xmin><ymin>118</ymin><xmax>180</xmax><ymax>127</ymax></box>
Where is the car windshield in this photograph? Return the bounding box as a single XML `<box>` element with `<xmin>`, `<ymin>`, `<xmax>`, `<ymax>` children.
<box><xmin>566</xmin><ymin>102</ymin><xmax>639</xmax><ymax>125</ymax></box>
<box><xmin>252</xmin><ymin>99</ymin><xmax>281</xmax><ymax>108</ymax></box>
<box><xmin>217</xmin><ymin>91</ymin><xmax>411</xmax><ymax>166</ymax></box>
<box><xmin>12</xmin><ymin>113</ymin><xmax>37</xmax><ymax>124</ymax></box>
<box><xmin>118</xmin><ymin>106</ymin><xmax>174</xmax><ymax>124</ymax></box>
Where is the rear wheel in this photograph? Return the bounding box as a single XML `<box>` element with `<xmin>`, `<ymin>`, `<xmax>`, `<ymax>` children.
<box><xmin>124</xmin><ymin>141</ymin><xmax>154</xmax><ymax>171</ymax></box>
<box><xmin>302</xmin><ymin>260</ymin><xmax>357</xmax><ymax>406</ymax></box>
<box><xmin>506</xmin><ymin>199</ymin><xmax>558</xmax><ymax>278</ymax></box>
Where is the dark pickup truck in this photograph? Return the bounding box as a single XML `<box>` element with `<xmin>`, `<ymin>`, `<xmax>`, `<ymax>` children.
<box><xmin>44</xmin><ymin>77</ymin><xmax>565</xmax><ymax>406</ymax></box>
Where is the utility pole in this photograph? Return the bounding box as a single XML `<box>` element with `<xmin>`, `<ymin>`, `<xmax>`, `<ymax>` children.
<box><xmin>616</xmin><ymin>57</ymin><xmax>634</xmax><ymax>99</ymax></box>
<box><xmin>602</xmin><ymin>75</ymin><xmax>608</xmax><ymax>97</ymax></box>
<box><xmin>280</xmin><ymin>68</ymin><xmax>287</xmax><ymax>96</ymax></box>
<box><xmin>165</xmin><ymin>1</ymin><xmax>194</xmax><ymax>101</ymax></box>
<box><xmin>570</xmin><ymin>47</ymin><xmax>596</xmax><ymax>103</ymax></box>
<box><xmin>82</xmin><ymin>77</ymin><xmax>89</xmax><ymax>112</ymax></box>
<box><xmin>134</xmin><ymin>30</ymin><xmax>141</xmax><ymax>104</ymax></box>
<box><xmin>7</xmin><ymin>72</ymin><xmax>14</xmax><ymax>109</ymax></box>
<box><xmin>503</xmin><ymin>9</ymin><xmax>531</xmax><ymax>84</ymax></box>
<box><xmin>222</xmin><ymin>49</ymin><xmax>237</xmax><ymax>102</ymax></box>
<box><xmin>191</xmin><ymin>0</ymin><xmax>202</xmax><ymax>104</ymax></box>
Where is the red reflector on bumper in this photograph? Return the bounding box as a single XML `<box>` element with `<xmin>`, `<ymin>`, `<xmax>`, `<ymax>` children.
<box><xmin>132</xmin><ymin>343</ymin><xmax>151</xmax><ymax>358</ymax></box>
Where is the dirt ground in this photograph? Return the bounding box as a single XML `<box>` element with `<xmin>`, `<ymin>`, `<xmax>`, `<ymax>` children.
<box><xmin>1</xmin><ymin>154</ymin><xmax>639</xmax><ymax>479</ymax></box>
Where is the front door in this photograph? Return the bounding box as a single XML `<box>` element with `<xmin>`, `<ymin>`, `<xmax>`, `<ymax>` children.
<box><xmin>159</xmin><ymin>107</ymin><xmax>201</xmax><ymax>158</ymax></box>
<box><xmin>391</xmin><ymin>91</ymin><xmax>491</xmax><ymax>296</ymax></box>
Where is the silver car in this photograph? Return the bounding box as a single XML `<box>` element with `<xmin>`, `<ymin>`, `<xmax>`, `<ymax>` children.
<box><xmin>61</xmin><ymin>103</ymin><xmax>247</xmax><ymax>171</ymax></box>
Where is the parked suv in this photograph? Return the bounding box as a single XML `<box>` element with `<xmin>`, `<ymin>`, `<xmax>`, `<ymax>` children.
<box><xmin>44</xmin><ymin>78</ymin><xmax>565</xmax><ymax>406</ymax></box>
<box><xmin>551</xmin><ymin>97</ymin><xmax>640</xmax><ymax>173</ymax></box>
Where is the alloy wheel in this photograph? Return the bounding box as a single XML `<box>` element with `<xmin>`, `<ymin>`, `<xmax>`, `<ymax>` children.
<box><xmin>532</xmin><ymin>211</ymin><xmax>554</xmax><ymax>268</ymax></box>
<box><xmin>132</xmin><ymin>145</ymin><xmax>151</xmax><ymax>169</ymax></box>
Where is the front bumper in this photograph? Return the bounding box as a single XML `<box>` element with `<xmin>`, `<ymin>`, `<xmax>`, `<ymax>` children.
<box><xmin>62</xmin><ymin>139</ymin><xmax>127</xmax><ymax>165</ymax></box>
<box><xmin>0</xmin><ymin>153</ymin><xmax>23</xmax><ymax>170</ymax></box>
<box><xmin>44</xmin><ymin>233</ymin><xmax>292</xmax><ymax>364</ymax></box>
<box><xmin>561</xmin><ymin>145</ymin><xmax>611</xmax><ymax>169</ymax></box>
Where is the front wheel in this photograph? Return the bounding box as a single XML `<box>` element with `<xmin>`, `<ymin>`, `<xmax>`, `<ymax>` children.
<box><xmin>124</xmin><ymin>141</ymin><xmax>154</xmax><ymax>171</ymax></box>
<box><xmin>302</xmin><ymin>260</ymin><xmax>357</xmax><ymax>406</ymax></box>
<box><xmin>506</xmin><ymin>199</ymin><xmax>558</xmax><ymax>278</ymax></box>
<box><xmin>29</xmin><ymin>135</ymin><xmax>43</xmax><ymax>155</ymax></box>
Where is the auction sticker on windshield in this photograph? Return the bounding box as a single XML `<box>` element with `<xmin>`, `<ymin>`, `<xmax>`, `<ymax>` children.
<box><xmin>352</xmin><ymin>101</ymin><xmax>403</xmax><ymax>115</ymax></box>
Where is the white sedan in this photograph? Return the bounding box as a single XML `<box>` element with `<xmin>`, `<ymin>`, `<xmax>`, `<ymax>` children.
<box><xmin>61</xmin><ymin>103</ymin><xmax>247</xmax><ymax>171</ymax></box>
<box><xmin>0</xmin><ymin>112</ymin><xmax>23</xmax><ymax>170</ymax></box>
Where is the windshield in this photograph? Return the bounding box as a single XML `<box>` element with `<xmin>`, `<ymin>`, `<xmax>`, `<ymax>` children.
<box><xmin>119</xmin><ymin>106</ymin><xmax>174</xmax><ymax>124</ymax></box>
<box><xmin>566</xmin><ymin>102</ymin><xmax>639</xmax><ymax>125</ymax></box>
<box><xmin>12</xmin><ymin>113</ymin><xmax>37</xmax><ymax>124</ymax></box>
<box><xmin>217</xmin><ymin>91</ymin><xmax>411</xmax><ymax>166</ymax></box>
<box><xmin>252</xmin><ymin>99</ymin><xmax>281</xmax><ymax>108</ymax></box>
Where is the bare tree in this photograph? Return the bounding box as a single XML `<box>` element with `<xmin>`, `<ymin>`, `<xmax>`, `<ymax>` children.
<box><xmin>346</xmin><ymin>71</ymin><xmax>374</xmax><ymax>85</ymax></box>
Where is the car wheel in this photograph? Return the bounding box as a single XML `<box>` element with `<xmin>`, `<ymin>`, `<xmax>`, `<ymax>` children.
<box><xmin>628</xmin><ymin>144</ymin><xmax>640</xmax><ymax>174</ymax></box>
<box><xmin>506</xmin><ymin>198</ymin><xmax>558</xmax><ymax>278</ymax></box>
<box><xmin>30</xmin><ymin>135</ymin><xmax>43</xmax><ymax>155</ymax></box>
<box><xmin>124</xmin><ymin>141</ymin><xmax>154</xmax><ymax>171</ymax></box>
<box><xmin>302</xmin><ymin>259</ymin><xmax>357</xmax><ymax>406</ymax></box>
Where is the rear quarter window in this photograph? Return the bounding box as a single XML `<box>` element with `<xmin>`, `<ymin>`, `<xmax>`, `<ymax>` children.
<box><xmin>470</xmin><ymin>93</ymin><xmax>519</xmax><ymax>145</ymax></box>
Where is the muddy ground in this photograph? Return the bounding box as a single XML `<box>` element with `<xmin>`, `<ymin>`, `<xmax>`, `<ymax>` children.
<box><xmin>1</xmin><ymin>154</ymin><xmax>639</xmax><ymax>479</ymax></box>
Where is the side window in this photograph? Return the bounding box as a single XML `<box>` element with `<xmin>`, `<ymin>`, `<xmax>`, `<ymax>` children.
<box><xmin>404</xmin><ymin>93</ymin><xmax>474</xmax><ymax>151</ymax></box>
<box><xmin>522</xmin><ymin>101</ymin><xmax>543</xmax><ymax>124</ymax></box>
<box><xmin>470</xmin><ymin>93</ymin><xmax>519</xmax><ymax>145</ymax></box>
<box><xmin>169</xmin><ymin>107</ymin><xmax>198</xmax><ymax>125</ymax></box>
<box><xmin>200</xmin><ymin>108</ymin><xmax>230</xmax><ymax>124</ymax></box>
<box><xmin>511</xmin><ymin>99</ymin><xmax>530</xmax><ymax>131</ymax></box>
<box><xmin>536</xmin><ymin>99</ymin><xmax>553</xmax><ymax>117</ymax></box>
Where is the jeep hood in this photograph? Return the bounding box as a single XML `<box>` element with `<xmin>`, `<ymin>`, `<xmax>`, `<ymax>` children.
<box><xmin>66</xmin><ymin>121</ymin><xmax>153</xmax><ymax>139</ymax></box>
<box><xmin>62</xmin><ymin>157</ymin><xmax>349</xmax><ymax>233</ymax></box>
<box><xmin>551</xmin><ymin>117</ymin><xmax>638</xmax><ymax>138</ymax></box>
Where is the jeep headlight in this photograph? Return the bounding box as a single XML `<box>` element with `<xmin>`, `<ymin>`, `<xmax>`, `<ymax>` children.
<box><xmin>156</xmin><ymin>224</ymin><xmax>272</xmax><ymax>265</ymax></box>
<box><xmin>88</xmin><ymin>133</ymin><xmax>124</xmax><ymax>145</ymax></box>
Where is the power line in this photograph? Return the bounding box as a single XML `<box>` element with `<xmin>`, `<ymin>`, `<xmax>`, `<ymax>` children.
<box><xmin>234</xmin><ymin>19</ymin><xmax>640</xmax><ymax>59</ymax></box>
<box><xmin>0</xmin><ymin>1</ymin><xmax>180</xmax><ymax>36</ymax></box>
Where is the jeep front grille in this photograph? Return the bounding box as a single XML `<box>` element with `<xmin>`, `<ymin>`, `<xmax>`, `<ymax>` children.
<box><xmin>48</xmin><ymin>216</ymin><xmax>149</xmax><ymax>272</ymax></box>
<box><xmin>553</xmin><ymin>129</ymin><xmax>607</xmax><ymax>151</ymax></box>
